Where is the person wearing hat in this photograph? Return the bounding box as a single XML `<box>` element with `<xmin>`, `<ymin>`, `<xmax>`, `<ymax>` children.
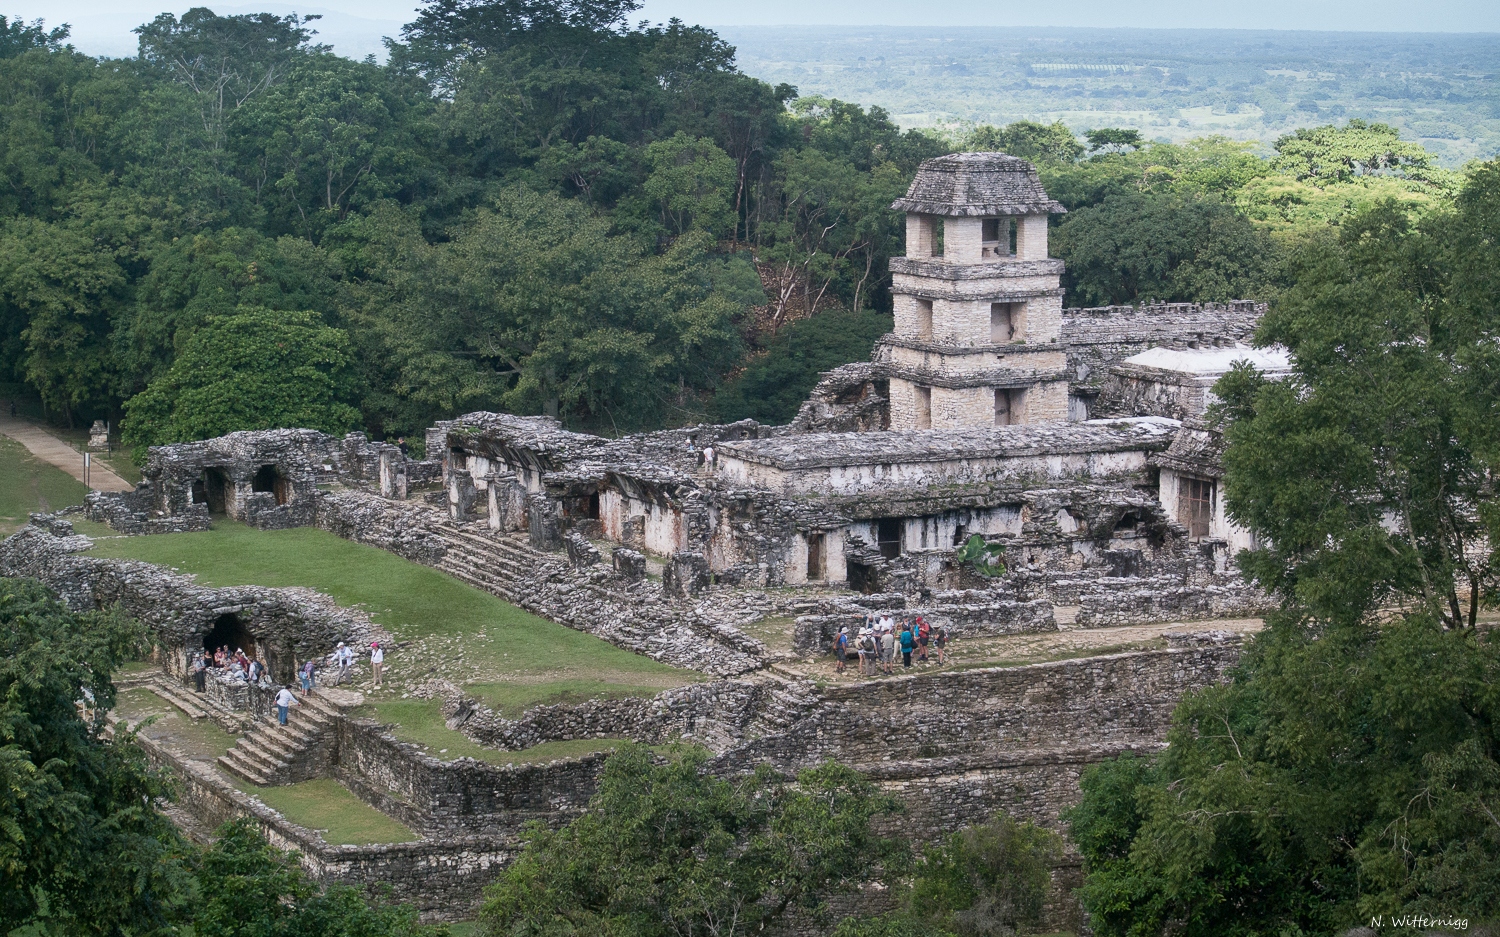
<box><xmin>832</xmin><ymin>627</ymin><xmax>849</xmax><ymax>674</ymax></box>
<box><xmin>334</xmin><ymin>641</ymin><xmax>353</xmax><ymax>685</ymax></box>
<box><xmin>274</xmin><ymin>684</ymin><xmax>298</xmax><ymax>726</ymax></box>
<box><xmin>370</xmin><ymin>641</ymin><xmax>384</xmax><ymax>688</ymax></box>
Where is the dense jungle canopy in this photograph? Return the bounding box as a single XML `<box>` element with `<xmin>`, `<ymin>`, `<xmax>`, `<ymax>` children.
<box><xmin>0</xmin><ymin>1</ymin><xmax>1465</xmax><ymax>449</ymax></box>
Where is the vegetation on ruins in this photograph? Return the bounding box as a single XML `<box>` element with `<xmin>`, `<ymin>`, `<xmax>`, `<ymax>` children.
<box><xmin>1065</xmin><ymin>164</ymin><xmax>1500</xmax><ymax>934</ymax></box>
<box><xmin>834</xmin><ymin>813</ymin><xmax>1064</xmax><ymax>937</ymax></box>
<box><xmin>481</xmin><ymin>743</ymin><xmax>905</xmax><ymax>937</ymax></box>
<box><xmin>0</xmin><ymin>4</ymin><xmax>1470</xmax><ymax>437</ymax></box>
<box><xmin>0</xmin><ymin>576</ymin><xmax>441</xmax><ymax>936</ymax></box>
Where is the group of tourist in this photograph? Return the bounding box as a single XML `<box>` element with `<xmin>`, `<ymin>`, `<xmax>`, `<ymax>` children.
<box><xmin>832</xmin><ymin>613</ymin><xmax>948</xmax><ymax>676</ymax></box>
<box><xmin>192</xmin><ymin>645</ymin><xmax>272</xmax><ymax>692</ymax></box>
<box><xmin>189</xmin><ymin>640</ymin><xmax>387</xmax><ymax>725</ymax></box>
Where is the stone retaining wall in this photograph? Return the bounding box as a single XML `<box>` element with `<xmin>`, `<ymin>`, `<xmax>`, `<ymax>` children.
<box><xmin>128</xmin><ymin>724</ymin><xmax>513</xmax><ymax>920</ymax></box>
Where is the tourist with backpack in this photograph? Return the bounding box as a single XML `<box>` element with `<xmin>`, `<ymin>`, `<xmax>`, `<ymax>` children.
<box><xmin>833</xmin><ymin>627</ymin><xmax>849</xmax><ymax>674</ymax></box>
<box><xmin>916</xmin><ymin>615</ymin><xmax>931</xmax><ymax>663</ymax></box>
<box><xmin>933</xmin><ymin>624</ymin><xmax>949</xmax><ymax>665</ymax></box>
<box><xmin>299</xmin><ymin>659</ymin><xmax>316</xmax><ymax>692</ymax></box>
<box><xmin>899</xmin><ymin>620</ymin><xmax>916</xmax><ymax>668</ymax></box>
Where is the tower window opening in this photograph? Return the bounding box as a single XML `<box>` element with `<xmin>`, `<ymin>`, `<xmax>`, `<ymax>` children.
<box><xmin>916</xmin><ymin>299</ymin><xmax>934</xmax><ymax>341</ymax></box>
<box><xmin>915</xmin><ymin>385</ymin><xmax>932</xmax><ymax>429</ymax></box>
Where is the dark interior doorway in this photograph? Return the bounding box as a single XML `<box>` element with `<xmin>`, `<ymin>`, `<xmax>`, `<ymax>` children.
<box><xmin>201</xmin><ymin>468</ymin><xmax>229</xmax><ymax>514</ymax></box>
<box><xmin>876</xmin><ymin>518</ymin><xmax>903</xmax><ymax>560</ymax></box>
<box><xmin>252</xmin><ymin>465</ymin><xmax>289</xmax><ymax>505</ymax></box>
<box><xmin>847</xmin><ymin>560</ymin><xmax>878</xmax><ymax>594</ymax></box>
<box><xmin>203</xmin><ymin>613</ymin><xmax>256</xmax><ymax>658</ymax></box>
<box><xmin>588</xmin><ymin>492</ymin><xmax>601</xmax><ymax>519</ymax></box>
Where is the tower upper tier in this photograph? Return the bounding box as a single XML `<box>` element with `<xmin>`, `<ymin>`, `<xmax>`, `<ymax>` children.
<box><xmin>891</xmin><ymin>152</ymin><xmax>1066</xmax><ymax>217</ymax></box>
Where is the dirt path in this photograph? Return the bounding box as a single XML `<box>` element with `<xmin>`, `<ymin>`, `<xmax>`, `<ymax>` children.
<box><xmin>0</xmin><ymin>414</ymin><xmax>133</xmax><ymax>492</ymax></box>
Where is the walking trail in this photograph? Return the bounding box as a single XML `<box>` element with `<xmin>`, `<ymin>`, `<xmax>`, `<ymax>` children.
<box><xmin>0</xmin><ymin>413</ymin><xmax>134</xmax><ymax>492</ymax></box>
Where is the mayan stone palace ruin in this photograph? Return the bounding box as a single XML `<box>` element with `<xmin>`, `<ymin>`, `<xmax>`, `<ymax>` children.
<box><xmin>1</xmin><ymin>152</ymin><xmax>1289</xmax><ymax>928</ymax></box>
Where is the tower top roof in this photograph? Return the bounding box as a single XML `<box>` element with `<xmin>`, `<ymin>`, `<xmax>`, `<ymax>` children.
<box><xmin>891</xmin><ymin>152</ymin><xmax>1066</xmax><ymax>217</ymax></box>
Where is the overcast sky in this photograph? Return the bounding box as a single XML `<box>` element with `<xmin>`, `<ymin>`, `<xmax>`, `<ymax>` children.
<box><xmin>14</xmin><ymin>0</ymin><xmax>1500</xmax><ymax>59</ymax></box>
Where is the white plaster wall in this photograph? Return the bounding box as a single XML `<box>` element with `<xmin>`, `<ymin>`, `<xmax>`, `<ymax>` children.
<box><xmin>905</xmin><ymin>505</ymin><xmax>1023</xmax><ymax>552</ymax></box>
<box><xmin>643</xmin><ymin>501</ymin><xmax>686</xmax><ymax>556</ymax></box>
<box><xmin>600</xmin><ymin>488</ymin><xmax>629</xmax><ymax>541</ymax></box>
<box><xmin>1159</xmin><ymin>468</ymin><xmax>1256</xmax><ymax>554</ymax></box>
<box><xmin>722</xmin><ymin>446</ymin><xmax>1156</xmax><ymax>497</ymax></box>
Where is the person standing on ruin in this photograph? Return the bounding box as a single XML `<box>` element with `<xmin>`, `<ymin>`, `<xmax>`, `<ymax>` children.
<box><xmin>916</xmin><ymin>615</ymin><xmax>931</xmax><ymax>663</ymax></box>
<box><xmin>300</xmin><ymin>658</ymin><xmax>316</xmax><ymax>692</ymax></box>
<box><xmin>275</xmin><ymin>685</ymin><xmax>298</xmax><ymax>726</ymax></box>
<box><xmin>370</xmin><ymin>642</ymin><xmax>384</xmax><ymax>688</ymax></box>
<box><xmin>899</xmin><ymin>620</ymin><xmax>916</xmax><ymax>669</ymax></box>
<box><xmin>833</xmin><ymin>627</ymin><xmax>849</xmax><ymax>674</ymax></box>
<box><xmin>333</xmin><ymin>642</ymin><xmax>353</xmax><ymax>685</ymax></box>
<box><xmin>192</xmin><ymin>653</ymin><xmax>208</xmax><ymax>693</ymax></box>
<box><xmin>702</xmin><ymin>444</ymin><xmax>716</xmax><ymax>471</ymax></box>
<box><xmin>933</xmin><ymin>624</ymin><xmax>948</xmax><ymax>665</ymax></box>
<box><xmin>880</xmin><ymin>626</ymin><xmax>895</xmax><ymax>675</ymax></box>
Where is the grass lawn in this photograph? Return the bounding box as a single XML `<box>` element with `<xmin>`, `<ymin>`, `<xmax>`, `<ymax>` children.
<box><xmin>245</xmin><ymin>779</ymin><xmax>418</xmax><ymax>845</ymax></box>
<box><xmin>0</xmin><ymin>436</ymin><xmax>87</xmax><ymax>535</ymax></box>
<box><xmin>86</xmin><ymin>522</ymin><xmax>696</xmax><ymax>751</ymax></box>
<box><xmin>359</xmin><ymin>699</ymin><xmax>627</xmax><ymax>765</ymax></box>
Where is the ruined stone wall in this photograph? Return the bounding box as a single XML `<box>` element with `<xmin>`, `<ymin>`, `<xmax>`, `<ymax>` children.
<box><xmin>333</xmin><ymin>716</ymin><xmax>604</xmax><ymax>837</ymax></box>
<box><xmin>130</xmin><ymin>725</ymin><xmax>512</xmax><ymax>920</ymax></box>
<box><xmin>1062</xmin><ymin>302</ymin><xmax>1264</xmax><ymax>409</ymax></box>
<box><xmin>714</xmin><ymin>635</ymin><xmax>1243</xmax><ymax>831</ymax></box>
<box><xmin>0</xmin><ymin>522</ymin><xmax>367</xmax><ymax>684</ymax></box>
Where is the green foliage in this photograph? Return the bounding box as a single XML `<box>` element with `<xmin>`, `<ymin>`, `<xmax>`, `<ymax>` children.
<box><xmin>0</xmin><ymin>16</ymin><xmax>69</xmax><ymax>57</ymax></box>
<box><xmin>1053</xmin><ymin>189</ymin><xmax>1275</xmax><ymax>306</ymax></box>
<box><xmin>481</xmin><ymin>743</ymin><xmax>904</xmax><ymax>937</ymax></box>
<box><xmin>1273</xmin><ymin>119</ymin><xmax>1437</xmax><ymax>184</ymax></box>
<box><xmin>0</xmin><ymin>577</ymin><xmax>190</xmax><ymax>934</ymax></box>
<box><xmin>961</xmin><ymin>121</ymin><xmax>1082</xmax><ymax>164</ymax></box>
<box><xmin>1219</xmin><ymin>167</ymin><xmax>1500</xmax><ymax>628</ymax></box>
<box><xmin>194</xmin><ymin>818</ymin><xmax>434</xmax><ymax>937</ymax></box>
<box><xmin>1067</xmin><ymin>615</ymin><xmax>1500</xmax><ymax>936</ymax></box>
<box><xmin>713</xmin><ymin>308</ymin><xmax>893</xmax><ymax>425</ymax></box>
<box><xmin>643</xmin><ymin>132</ymin><xmax>736</xmax><ymax>238</ymax></box>
<box><xmin>908</xmin><ymin>813</ymin><xmax>1061</xmax><ymax>936</ymax></box>
<box><xmin>954</xmin><ymin>535</ymin><xmax>1006</xmax><ymax>578</ymax></box>
<box><xmin>1084</xmin><ymin>128</ymin><xmax>1143</xmax><ymax>153</ymax></box>
<box><xmin>121</xmin><ymin>305</ymin><xmax>359</xmax><ymax>456</ymax></box>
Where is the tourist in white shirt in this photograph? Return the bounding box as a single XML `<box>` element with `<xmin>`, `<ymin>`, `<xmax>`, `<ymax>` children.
<box><xmin>370</xmin><ymin>642</ymin><xmax>384</xmax><ymax>688</ymax></box>
<box><xmin>274</xmin><ymin>685</ymin><xmax>298</xmax><ymax>725</ymax></box>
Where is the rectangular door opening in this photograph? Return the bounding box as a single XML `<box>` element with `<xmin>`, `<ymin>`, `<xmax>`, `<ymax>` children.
<box><xmin>915</xmin><ymin>386</ymin><xmax>932</xmax><ymax>429</ymax></box>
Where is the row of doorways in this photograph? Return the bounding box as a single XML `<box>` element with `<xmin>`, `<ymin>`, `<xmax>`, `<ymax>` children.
<box><xmin>190</xmin><ymin>465</ymin><xmax>290</xmax><ymax>513</ymax></box>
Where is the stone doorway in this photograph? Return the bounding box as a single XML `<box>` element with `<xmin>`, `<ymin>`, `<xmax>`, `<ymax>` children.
<box><xmin>252</xmin><ymin>465</ymin><xmax>290</xmax><ymax>505</ymax></box>
<box><xmin>203</xmin><ymin>612</ymin><xmax>255</xmax><ymax>659</ymax></box>
<box><xmin>197</xmin><ymin>468</ymin><xmax>230</xmax><ymax>514</ymax></box>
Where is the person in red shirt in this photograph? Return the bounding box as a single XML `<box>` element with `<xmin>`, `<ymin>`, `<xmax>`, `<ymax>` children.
<box><xmin>916</xmin><ymin>616</ymin><xmax>931</xmax><ymax>663</ymax></box>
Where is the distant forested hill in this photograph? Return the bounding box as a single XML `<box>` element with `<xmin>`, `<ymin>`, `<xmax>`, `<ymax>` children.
<box><xmin>723</xmin><ymin>27</ymin><xmax>1500</xmax><ymax>165</ymax></box>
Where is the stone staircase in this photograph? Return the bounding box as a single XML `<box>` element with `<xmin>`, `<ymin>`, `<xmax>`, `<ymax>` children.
<box><xmin>217</xmin><ymin>689</ymin><xmax>347</xmax><ymax>787</ymax></box>
<box><xmin>433</xmin><ymin>525</ymin><xmax>567</xmax><ymax>603</ymax></box>
<box><xmin>147</xmin><ymin>675</ymin><xmax>210</xmax><ymax>721</ymax></box>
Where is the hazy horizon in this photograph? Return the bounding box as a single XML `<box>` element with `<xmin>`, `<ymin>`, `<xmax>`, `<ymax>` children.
<box><xmin>8</xmin><ymin>0</ymin><xmax>1499</xmax><ymax>60</ymax></box>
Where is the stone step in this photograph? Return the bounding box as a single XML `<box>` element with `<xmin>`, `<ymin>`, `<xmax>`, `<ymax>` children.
<box><xmin>217</xmin><ymin>751</ymin><xmax>273</xmax><ymax>787</ymax></box>
<box><xmin>148</xmin><ymin>681</ymin><xmax>209</xmax><ymax>721</ymax></box>
<box><xmin>227</xmin><ymin>741</ymin><xmax>290</xmax><ymax>777</ymax></box>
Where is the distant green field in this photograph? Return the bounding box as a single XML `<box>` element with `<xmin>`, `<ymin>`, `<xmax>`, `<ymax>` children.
<box><xmin>86</xmin><ymin>522</ymin><xmax>694</xmax><ymax>751</ymax></box>
<box><xmin>0</xmin><ymin>436</ymin><xmax>87</xmax><ymax>536</ymax></box>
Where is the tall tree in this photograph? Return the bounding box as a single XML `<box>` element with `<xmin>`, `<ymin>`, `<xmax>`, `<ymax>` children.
<box><xmin>0</xmin><ymin>577</ymin><xmax>191</xmax><ymax>934</ymax></box>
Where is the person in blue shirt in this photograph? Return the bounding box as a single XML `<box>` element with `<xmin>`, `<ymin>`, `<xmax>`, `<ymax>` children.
<box><xmin>899</xmin><ymin>620</ymin><xmax>916</xmax><ymax>668</ymax></box>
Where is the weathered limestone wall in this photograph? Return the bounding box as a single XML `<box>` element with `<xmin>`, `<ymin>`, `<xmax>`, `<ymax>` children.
<box><xmin>0</xmin><ymin>521</ymin><xmax>365</xmax><ymax>684</ymax></box>
<box><xmin>714</xmin><ymin>634</ymin><xmax>1244</xmax><ymax>832</ymax></box>
<box><xmin>129</xmin><ymin>723</ymin><xmax>513</xmax><ymax>921</ymax></box>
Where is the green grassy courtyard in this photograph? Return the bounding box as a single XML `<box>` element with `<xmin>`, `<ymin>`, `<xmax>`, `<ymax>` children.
<box><xmin>0</xmin><ymin>435</ymin><xmax>87</xmax><ymax>536</ymax></box>
<box><xmin>85</xmin><ymin>521</ymin><xmax>696</xmax><ymax>754</ymax></box>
